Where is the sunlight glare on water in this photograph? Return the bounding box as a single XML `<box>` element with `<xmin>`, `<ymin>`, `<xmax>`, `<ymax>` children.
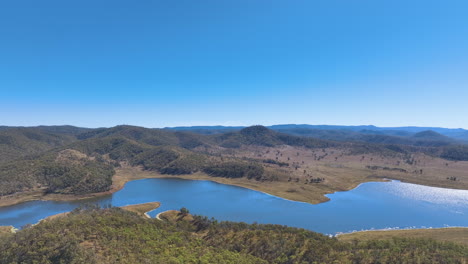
<box><xmin>0</xmin><ymin>179</ymin><xmax>467</xmax><ymax>235</ymax></box>
<box><xmin>384</xmin><ymin>181</ymin><xmax>468</xmax><ymax>207</ymax></box>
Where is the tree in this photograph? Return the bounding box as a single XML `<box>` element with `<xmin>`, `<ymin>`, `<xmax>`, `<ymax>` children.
<box><xmin>180</xmin><ymin>207</ymin><xmax>189</xmax><ymax>215</ymax></box>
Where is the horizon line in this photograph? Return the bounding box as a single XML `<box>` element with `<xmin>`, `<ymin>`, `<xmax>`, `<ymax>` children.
<box><xmin>1</xmin><ymin>123</ymin><xmax>467</xmax><ymax>131</ymax></box>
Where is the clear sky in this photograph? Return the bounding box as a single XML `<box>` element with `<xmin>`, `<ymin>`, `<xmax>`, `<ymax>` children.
<box><xmin>1</xmin><ymin>0</ymin><xmax>467</xmax><ymax>128</ymax></box>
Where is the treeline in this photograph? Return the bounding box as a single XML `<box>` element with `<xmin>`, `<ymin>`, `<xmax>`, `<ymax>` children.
<box><xmin>366</xmin><ymin>165</ymin><xmax>408</xmax><ymax>173</ymax></box>
<box><xmin>203</xmin><ymin>161</ymin><xmax>264</xmax><ymax>180</ymax></box>
<box><xmin>0</xmin><ymin>207</ymin><xmax>466</xmax><ymax>263</ymax></box>
<box><xmin>440</xmin><ymin>145</ymin><xmax>468</xmax><ymax>161</ymax></box>
<box><xmin>262</xmin><ymin>158</ymin><xmax>289</xmax><ymax>167</ymax></box>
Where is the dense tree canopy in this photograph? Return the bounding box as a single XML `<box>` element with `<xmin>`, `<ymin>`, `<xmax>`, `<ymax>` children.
<box><xmin>0</xmin><ymin>207</ymin><xmax>466</xmax><ymax>264</ymax></box>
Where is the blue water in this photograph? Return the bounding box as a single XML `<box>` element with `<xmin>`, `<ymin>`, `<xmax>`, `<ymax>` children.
<box><xmin>0</xmin><ymin>179</ymin><xmax>467</xmax><ymax>235</ymax></box>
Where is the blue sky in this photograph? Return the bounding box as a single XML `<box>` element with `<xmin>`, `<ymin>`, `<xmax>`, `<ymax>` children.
<box><xmin>1</xmin><ymin>0</ymin><xmax>467</xmax><ymax>128</ymax></box>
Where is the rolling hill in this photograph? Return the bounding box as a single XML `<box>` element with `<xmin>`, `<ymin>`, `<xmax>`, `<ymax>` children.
<box><xmin>0</xmin><ymin>127</ymin><xmax>78</xmax><ymax>164</ymax></box>
<box><xmin>1</xmin><ymin>124</ymin><xmax>468</xmax><ymax>206</ymax></box>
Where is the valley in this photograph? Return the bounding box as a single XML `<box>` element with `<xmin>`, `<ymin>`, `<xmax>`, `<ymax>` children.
<box><xmin>1</xmin><ymin>125</ymin><xmax>468</xmax><ymax>207</ymax></box>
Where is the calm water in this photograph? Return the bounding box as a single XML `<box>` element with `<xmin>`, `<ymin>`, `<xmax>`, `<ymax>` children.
<box><xmin>0</xmin><ymin>179</ymin><xmax>467</xmax><ymax>235</ymax></box>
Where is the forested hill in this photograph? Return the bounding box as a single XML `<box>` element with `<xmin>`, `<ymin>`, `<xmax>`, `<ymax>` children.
<box><xmin>0</xmin><ymin>206</ymin><xmax>466</xmax><ymax>263</ymax></box>
<box><xmin>1</xmin><ymin>125</ymin><xmax>468</xmax><ymax>198</ymax></box>
<box><xmin>0</xmin><ymin>127</ymin><xmax>78</xmax><ymax>164</ymax></box>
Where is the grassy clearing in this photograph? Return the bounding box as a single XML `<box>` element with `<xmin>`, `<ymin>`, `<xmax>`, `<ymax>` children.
<box><xmin>158</xmin><ymin>209</ymin><xmax>194</xmax><ymax>222</ymax></box>
<box><xmin>338</xmin><ymin>228</ymin><xmax>468</xmax><ymax>246</ymax></box>
<box><xmin>0</xmin><ymin>225</ymin><xmax>14</xmax><ymax>238</ymax></box>
<box><xmin>121</xmin><ymin>202</ymin><xmax>160</xmax><ymax>216</ymax></box>
<box><xmin>42</xmin><ymin>212</ymin><xmax>70</xmax><ymax>222</ymax></box>
<box><xmin>231</xmin><ymin>145</ymin><xmax>468</xmax><ymax>190</ymax></box>
<box><xmin>0</xmin><ymin>189</ymin><xmax>48</xmax><ymax>207</ymax></box>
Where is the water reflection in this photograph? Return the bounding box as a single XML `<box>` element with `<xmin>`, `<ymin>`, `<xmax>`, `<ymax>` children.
<box><xmin>0</xmin><ymin>179</ymin><xmax>467</xmax><ymax>235</ymax></box>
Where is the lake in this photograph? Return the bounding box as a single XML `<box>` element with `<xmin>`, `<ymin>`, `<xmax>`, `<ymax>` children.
<box><xmin>0</xmin><ymin>178</ymin><xmax>467</xmax><ymax>235</ymax></box>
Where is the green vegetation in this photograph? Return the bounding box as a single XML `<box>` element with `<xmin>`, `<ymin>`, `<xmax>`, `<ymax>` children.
<box><xmin>440</xmin><ymin>145</ymin><xmax>468</xmax><ymax>161</ymax></box>
<box><xmin>180</xmin><ymin>207</ymin><xmax>189</xmax><ymax>215</ymax></box>
<box><xmin>1</xmin><ymin>124</ymin><xmax>467</xmax><ymax>202</ymax></box>
<box><xmin>129</xmin><ymin>146</ymin><xmax>206</xmax><ymax>175</ymax></box>
<box><xmin>271</xmin><ymin>127</ymin><xmax>457</xmax><ymax>147</ymax></box>
<box><xmin>1</xmin><ymin>125</ymin><xmax>467</xmax><ymax>263</ymax></box>
<box><xmin>338</xmin><ymin>228</ymin><xmax>468</xmax><ymax>247</ymax></box>
<box><xmin>131</xmin><ymin>147</ymin><xmax>180</xmax><ymax>170</ymax></box>
<box><xmin>0</xmin><ymin>226</ymin><xmax>13</xmax><ymax>239</ymax></box>
<box><xmin>120</xmin><ymin>202</ymin><xmax>160</xmax><ymax>216</ymax></box>
<box><xmin>262</xmin><ymin>158</ymin><xmax>289</xmax><ymax>167</ymax></box>
<box><xmin>39</xmin><ymin>161</ymin><xmax>113</xmax><ymax>194</ymax></box>
<box><xmin>0</xmin><ymin>127</ymin><xmax>76</xmax><ymax>164</ymax></box>
<box><xmin>0</xmin><ymin>149</ymin><xmax>114</xmax><ymax>196</ymax></box>
<box><xmin>198</xmin><ymin>220</ymin><xmax>468</xmax><ymax>263</ymax></box>
<box><xmin>216</xmin><ymin>125</ymin><xmax>335</xmax><ymax>149</ymax></box>
<box><xmin>0</xmin><ymin>207</ymin><xmax>466</xmax><ymax>263</ymax></box>
<box><xmin>0</xmin><ymin>207</ymin><xmax>265</xmax><ymax>264</ymax></box>
<box><xmin>203</xmin><ymin>161</ymin><xmax>264</xmax><ymax>180</ymax></box>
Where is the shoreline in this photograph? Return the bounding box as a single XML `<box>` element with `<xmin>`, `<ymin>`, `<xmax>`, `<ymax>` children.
<box><xmin>155</xmin><ymin>211</ymin><xmax>165</xmax><ymax>220</ymax></box>
<box><xmin>335</xmin><ymin>225</ymin><xmax>468</xmax><ymax>237</ymax></box>
<box><xmin>3</xmin><ymin>201</ymin><xmax>162</xmax><ymax>232</ymax></box>
<box><xmin>107</xmin><ymin>168</ymin><xmax>391</xmax><ymax>205</ymax></box>
<box><xmin>0</xmin><ymin>168</ymin><xmax>147</xmax><ymax>208</ymax></box>
<box><xmin>120</xmin><ymin>202</ymin><xmax>160</xmax><ymax>218</ymax></box>
<box><xmin>337</xmin><ymin>227</ymin><xmax>468</xmax><ymax>246</ymax></box>
<box><xmin>1</xmin><ymin>171</ymin><xmax>467</xmax><ymax>236</ymax></box>
<box><xmin>0</xmin><ymin>166</ymin><xmax>467</xmax><ymax>209</ymax></box>
<box><xmin>0</xmin><ymin>188</ymin><xmax>121</xmax><ymax>208</ymax></box>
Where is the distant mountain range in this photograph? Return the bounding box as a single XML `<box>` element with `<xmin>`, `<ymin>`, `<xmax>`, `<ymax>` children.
<box><xmin>164</xmin><ymin>124</ymin><xmax>468</xmax><ymax>145</ymax></box>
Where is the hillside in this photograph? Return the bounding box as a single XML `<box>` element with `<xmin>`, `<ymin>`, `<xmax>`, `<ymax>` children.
<box><xmin>0</xmin><ymin>148</ymin><xmax>115</xmax><ymax>196</ymax></box>
<box><xmin>338</xmin><ymin>228</ymin><xmax>468</xmax><ymax>246</ymax></box>
<box><xmin>0</xmin><ymin>207</ymin><xmax>466</xmax><ymax>263</ymax></box>
<box><xmin>213</xmin><ymin>125</ymin><xmax>336</xmax><ymax>149</ymax></box>
<box><xmin>1</xmin><ymin>124</ymin><xmax>468</xmax><ymax>206</ymax></box>
<box><xmin>0</xmin><ymin>127</ymin><xmax>77</xmax><ymax>164</ymax></box>
<box><xmin>0</xmin><ymin>126</ymin><xmax>284</xmax><ymax>200</ymax></box>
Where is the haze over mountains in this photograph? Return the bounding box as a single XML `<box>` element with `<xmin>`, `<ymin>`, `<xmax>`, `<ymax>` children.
<box><xmin>2</xmin><ymin>124</ymin><xmax>467</xmax><ymax>145</ymax></box>
<box><xmin>165</xmin><ymin>124</ymin><xmax>468</xmax><ymax>144</ymax></box>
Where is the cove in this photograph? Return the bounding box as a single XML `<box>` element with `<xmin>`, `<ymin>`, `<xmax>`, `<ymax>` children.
<box><xmin>0</xmin><ymin>178</ymin><xmax>467</xmax><ymax>235</ymax></box>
